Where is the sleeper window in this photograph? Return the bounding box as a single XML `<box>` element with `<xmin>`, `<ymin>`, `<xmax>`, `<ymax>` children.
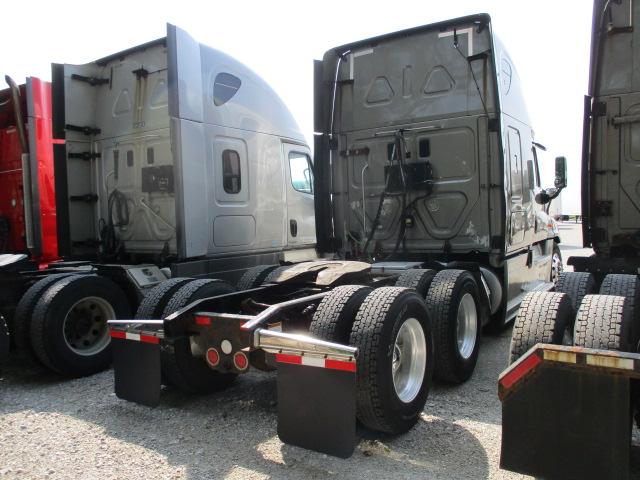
<box><xmin>214</xmin><ymin>72</ymin><xmax>241</xmax><ymax>106</ymax></box>
<box><xmin>508</xmin><ymin>128</ymin><xmax>523</xmax><ymax>198</ymax></box>
<box><xmin>289</xmin><ymin>152</ymin><xmax>313</xmax><ymax>194</ymax></box>
<box><xmin>222</xmin><ymin>149</ymin><xmax>241</xmax><ymax>194</ymax></box>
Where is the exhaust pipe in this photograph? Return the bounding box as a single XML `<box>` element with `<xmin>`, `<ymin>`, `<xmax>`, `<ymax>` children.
<box><xmin>5</xmin><ymin>76</ymin><xmax>28</xmax><ymax>154</ymax></box>
<box><xmin>5</xmin><ymin>75</ymin><xmax>34</xmax><ymax>249</ymax></box>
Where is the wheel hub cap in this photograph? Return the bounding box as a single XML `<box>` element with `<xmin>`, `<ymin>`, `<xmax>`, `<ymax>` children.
<box><xmin>551</xmin><ymin>252</ymin><xmax>563</xmax><ymax>284</ymax></box>
<box><xmin>456</xmin><ymin>293</ymin><xmax>478</xmax><ymax>360</ymax></box>
<box><xmin>63</xmin><ymin>296</ymin><xmax>115</xmax><ymax>356</ymax></box>
<box><xmin>392</xmin><ymin>317</ymin><xmax>427</xmax><ymax>404</ymax></box>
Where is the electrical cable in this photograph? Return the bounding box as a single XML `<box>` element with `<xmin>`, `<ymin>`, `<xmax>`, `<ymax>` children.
<box><xmin>99</xmin><ymin>189</ymin><xmax>129</xmax><ymax>257</ymax></box>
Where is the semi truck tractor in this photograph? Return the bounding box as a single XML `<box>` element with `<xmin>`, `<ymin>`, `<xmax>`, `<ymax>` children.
<box><xmin>0</xmin><ymin>76</ymin><xmax>59</xmax><ymax>367</ymax></box>
<box><xmin>109</xmin><ymin>14</ymin><xmax>564</xmax><ymax>458</ymax></box>
<box><xmin>500</xmin><ymin>1</ymin><xmax>640</xmax><ymax>478</ymax></box>
<box><xmin>0</xmin><ymin>24</ymin><xmax>316</xmax><ymax>374</ymax></box>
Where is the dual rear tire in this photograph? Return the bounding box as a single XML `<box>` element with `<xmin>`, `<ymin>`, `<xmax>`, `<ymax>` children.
<box><xmin>510</xmin><ymin>273</ymin><xmax>640</xmax><ymax>365</ymax></box>
<box><xmin>311</xmin><ymin>285</ymin><xmax>434</xmax><ymax>434</ymax></box>
<box><xmin>0</xmin><ymin>315</ymin><xmax>9</xmax><ymax>367</ymax></box>
<box><xmin>138</xmin><ymin>278</ymin><xmax>239</xmax><ymax>394</ymax></box>
<box><xmin>425</xmin><ymin>269</ymin><xmax>483</xmax><ymax>384</ymax></box>
<box><xmin>28</xmin><ymin>275</ymin><xmax>131</xmax><ymax>376</ymax></box>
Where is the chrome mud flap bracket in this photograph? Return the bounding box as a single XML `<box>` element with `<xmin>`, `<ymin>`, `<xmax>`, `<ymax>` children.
<box><xmin>257</xmin><ymin>329</ymin><xmax>358</xmax><ymax>458</ymax></box>
<box><xmin>109</xmin><ymin>321</ymin><xmax>163</xmax><ymax>407</ymax></box>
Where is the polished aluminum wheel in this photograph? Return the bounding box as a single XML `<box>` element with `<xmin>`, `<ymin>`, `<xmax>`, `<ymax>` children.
<box><xmin>62</xmin><ymin>296</ymin><xmax>114</xmax><ymax>356</ymax></box>
<box><xmin>551</xmin><ymin>250</ymin><xmax>563</xmax><ymax>284</ymax></box>
<box><xmin>456</xmin><ymin>293</ymin><xmax>478</xmax><ymax>359</ymax></box>
<box><xmin>392</xmin><ymin>317</ymin><xmax>427</xmax><ymax>403</ymax></box>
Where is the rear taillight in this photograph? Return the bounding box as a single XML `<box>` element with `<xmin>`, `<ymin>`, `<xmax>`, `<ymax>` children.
<box><xmin>206</xmin><ymin>347</ymin><xmax>220</xmax><ymax>367</ymax></box>
<box><xmin>233</xmin><ymin>351</ymin><xmax>248</xmax><ymax>371</ymax></box>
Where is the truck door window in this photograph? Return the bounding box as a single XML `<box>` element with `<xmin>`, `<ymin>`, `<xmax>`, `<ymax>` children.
<box><xmin>508</xmin><ymin>128</ymin><xmax>523</xmax><ymax>198</ymax></box>
<box><xmin>222</xmin><ymin>149</ymin><xmax>241</xmax><ymax>194</ymax></box>
<box><xmin>289</xmin><ymin>152</ymin><xmax>313</xmax><ymax>194</ymax></box>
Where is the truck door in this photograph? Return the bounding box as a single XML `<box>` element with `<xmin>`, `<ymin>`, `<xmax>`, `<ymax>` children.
<box><xmin>283</xmin><ymin>143</ymin><xmax>316</xmax><ymax>246</ymax></box>
<box><xmin>507</xmin><ymin>126</ymin><xmax>527</xmax><ymax>249</ymax></box>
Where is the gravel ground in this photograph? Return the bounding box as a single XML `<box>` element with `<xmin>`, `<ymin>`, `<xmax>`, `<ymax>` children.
<box><xmin>0</xmin><ymin>330</ymin><xmax>520</xmax><ymax>480</ymax></box>
<box><xmin>0</xmin><ymin>223</ymin><xmax>592</xmax><ymax>480</ymax></box>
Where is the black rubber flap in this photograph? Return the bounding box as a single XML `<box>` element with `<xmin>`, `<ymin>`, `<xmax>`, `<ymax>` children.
<box><xmin>277</xmin><ymin>362</ymin><xmax>356</xmax><ymax>458</ymax></box>
<box><xmin>501</xmin><ymin>362</ymin><xmax>631</xmax><ymax>480</ymax></box>
<box><xmin>112</xmin><ymin>338</ymin><xmax>161</xmax><ymax>407</ymax></box>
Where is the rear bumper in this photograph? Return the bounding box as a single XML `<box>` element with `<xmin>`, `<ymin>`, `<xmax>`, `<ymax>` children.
<box><xmin>108</xmin><ymin>318</ymin><xmax>358</xmax><ymax>458</ymax></box>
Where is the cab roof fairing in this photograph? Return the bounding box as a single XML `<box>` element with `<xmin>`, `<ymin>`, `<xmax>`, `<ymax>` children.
<box><xmin>87</xmin><ymin>24</ymin><xmax>306</xmax><ymax>145</ymax></box>
<box><xmin>317</xmin><ymin>13</ymin><xmax>532</xmax><ymax>131</ymax></box>
<box><xmin>492</xmin><ymin>33</ymin><xmax>533</xmax><ymax>129</ymax></box>
<box><xmin>165</xmin><ymin>24</ymin><xmax>306</xmax><ymax>144</ymax></box>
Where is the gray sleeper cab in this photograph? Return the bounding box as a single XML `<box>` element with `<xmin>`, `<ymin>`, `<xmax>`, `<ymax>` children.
<box><xmin>52</xmin><ymin>23</ymin><xmax>316</xmax><ymax>280</ymax></box>
<box><xmin>313</xmin><ymin>13</ymin><xmax>562</xmax><ymax>322</ymax></box>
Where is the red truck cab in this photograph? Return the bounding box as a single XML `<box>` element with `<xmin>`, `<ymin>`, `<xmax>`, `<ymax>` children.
<box><xmin>0</xmin><ymin>77</ymin><xmax>58</xmax><ymax>266</ymax></box>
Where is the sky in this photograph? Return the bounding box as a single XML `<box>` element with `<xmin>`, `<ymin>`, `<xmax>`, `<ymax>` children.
<box><xmin>1</xmin><ymin>0</ymin><xmax>593</xmax><ymax>214</ymax></box>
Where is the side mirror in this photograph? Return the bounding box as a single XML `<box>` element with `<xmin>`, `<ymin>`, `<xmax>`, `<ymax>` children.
<box><xmin>554</xmin><ymin>156</ymin><xmax>567</xmax><ymax>189</ymax></box>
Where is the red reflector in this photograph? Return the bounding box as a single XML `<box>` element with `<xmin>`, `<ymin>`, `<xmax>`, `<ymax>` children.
<box><xmin>140</xmin><ymin>334</ymin><xmax>160</xmax><ymax>345</ymax></box>
<box><xmin>206</xmin><ymin>348</ymin><xmax>220</xmax><ymax>367</ymax></box>
<box><xmin>109</xmin><ymin>330</ymin><xmax>126</xmax><ymax>339</ymax></box>
<box><xmin>325</xmin><ymin>359</ymin><xmax>357</xmax><ymax>372</ymax></box>
<box><xmin>195</xmin><ymin>316</ymin><xmax>211</xmax><ymax>326</ymax></box>
<box><xmin>275</xmin><ymin>353</ymin><xmax>302</xmax><ymax>365</ymax></box>
<box><xmin>500</xmin><ymin>353</ymin><xmax>542</xmax><ymax>390</ymax></box>
<box><xmin>234</xmin><ymin>351</ymin><xmax>249</xmax><ymax>370</ymax></box>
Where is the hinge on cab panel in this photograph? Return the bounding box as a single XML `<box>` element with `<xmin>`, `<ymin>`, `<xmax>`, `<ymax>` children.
<box><xmin>65</xmin><ymin>124</ymin><xmax>101</xmax><ymax>136</ymax></box>
<box><xmin>68</xmin><ymin>152</ymin><xmax>101</xmax><ymax>161</ymax></box>
<box><xmin>591</xmin><ymin>102</ymin><xmax>607</xmax><ymax>117</ymax></box>
<box><xmin>339</xmin><ymin>147</ymin><xmax>370</xmax><ymax>157</ymax></box>
<box><xmin>488</xmin><ymin>118</ymin><xmax>500</xmax><ymax>132</ymax></box>
<box><xmin>69</xmin><ymin>194</ymin><xmax>99</xmax><ymax>203</ymax></box>
<box><xmin>593</xmin><ymin>200</ymin><xmax>613</xmax><ymax>217</ymax></box>
<box><xmin>71</xmin><ymin>74</ymin><xmax>109</xmax><ymax>86</ymax></box>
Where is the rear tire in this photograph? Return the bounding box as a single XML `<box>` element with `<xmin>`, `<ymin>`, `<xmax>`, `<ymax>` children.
<box><xmin>599</xmin><ymin>274</ymin><xmax>640</xmax><ymax>345</ymax></box>
<box><xmin>135</xmin><ymin>277</ymin><xmax>191</xmax><ymax>319</ymax></box>
<box><xmin>574</xmin><ymin>294</ymin><xmax>634</xmax><ymax>352</ymax></box>
<box><xmin>12</xmin><ymin>273</ymin><xmax>75</xmax><ymax>355</ymax></box>
<box><xmin>350</xmin><ymin>287</ymin><xmax>434</xmax><ymax>434</ymax></box>
<box><xmin>509</xmin><ymin>292</ymin><xmax>574</xmax><ymax>364</ymax></box>
<box><xmin>161</xmin><ymin>279</ymin><xmax>236</xmax><ymax>318</ymax></box>
<box><xmin>236</xmin><ymin>265</ymin><xmax>278</xmax><ymax>290</ymax></box>
<box><xmin>309</xmin><ymin>285</ymin><xmax>372</xmax><ymax>342</ymax></box>
<box><xmin>554</xmin><ymin>271</ymin><xmax>596</xmax><ymax>312</ymax></box>
<box><xmin>426</xmin><ymin>269</ymin><xmax>483</xmax><ymax>384</ymax></box>
<box><xmin>0</xmin><ymin>315</ymin><xmax>9</xmax><ymax>367</ymax></box>
<box><xmin>551</xmin><ymin>244</ymin><xmax>563</xmax><ymax>285</ymax></box>
<box><xmin>29</xmin><ymin>275</ymin><xmax>131</xmax><ymax>376</ymax></box>
<box><xmin>262</xmin><ymin>265</ymin><xmax>289</xmax><ymax>284</ymax></box>
<box><xmin>160</xmin><ymin>279</ymin><xmax>238</xmax><ymax>393</ymax></box>
<box><xmin>394</xmin><ymin>269</ymin><xmax>437</xmax><ymax>298</ymax></box>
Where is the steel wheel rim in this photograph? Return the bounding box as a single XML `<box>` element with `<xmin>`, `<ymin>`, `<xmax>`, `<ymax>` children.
<box><xmin>392</xmin><ymin>317</ymin><xmax>427</xmax><ymax>404</ymax></box>
<box><xmin>62</xmin><ymin>296</ymin><xmax>115</xmax><ymax>356</ymax></box>
<box><xmin>551</xmin><ymin>252</ymin><xmax>563</xmax><ymax>284</ymax></box>
<box><xmin>456</xmin><ymin>293</ymin><xmax>478</xmax><ymax>360</ymax></box>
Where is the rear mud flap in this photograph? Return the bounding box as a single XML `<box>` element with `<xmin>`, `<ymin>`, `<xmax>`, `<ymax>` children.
<box><xmin>276</xmin><ymin>354</ymin><xmax>356</xmax><ymax>458</ymax></box>
<box><xmin>500</xmin><ymin>345</ymin><xmax>636</xmax><ymax>480</ymax></box>
<box><xmin>111</xmin><ymin>336</ymin><xmax>161</xmax><ymax>407</ymax></box>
